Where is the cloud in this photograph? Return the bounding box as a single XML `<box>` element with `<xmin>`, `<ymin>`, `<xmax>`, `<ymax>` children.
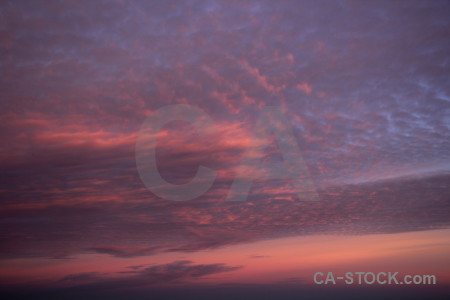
<box><xmin>0</xmin><ymin>0</ymin><xmax>449</xmax><ymax>275</ymax></box>
<box><xmin>249</xmin><ymin>255</ymin><xmax>270</xmax><ymax>259</ymax></box>
<box><xmin>133</xmin><ymin>260</ymin><xmax>242</xmax><ymax>282</ymax></box>
<box><xmin>1</xmin><ymin>172</ymin><xmax>448</xmax><ymax>260</ymax></box>
<box><xmin>88</xmin><ymin>246</ymin><xmax>162</xmax><ymax>258</ymax></box>
<box><xmin>296</xmin><ymin>82</ymin><xmax>312</xmax><ymax>95</ymax></box>
<box><xmin>57</xmin><ymin>260</ymin><xmax>243</xmax><ymax>289</ymax></box>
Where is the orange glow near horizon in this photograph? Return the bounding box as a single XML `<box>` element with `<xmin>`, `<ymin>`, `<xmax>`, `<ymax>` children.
<box><xmin>2</xmin><ymin>229</ymin><xmax>449</xmax><ymax>288</ymax></box>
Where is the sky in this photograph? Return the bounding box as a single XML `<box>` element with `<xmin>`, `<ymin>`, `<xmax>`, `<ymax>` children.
<box><xmin>0</xmin><ymin>0</ymin><xmax>449</xmax><ymax>299</ymax></box>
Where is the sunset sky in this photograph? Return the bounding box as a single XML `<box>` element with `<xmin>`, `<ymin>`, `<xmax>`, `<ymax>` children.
<box><xmin>1</xmin><ymin>1</ymin><xmax>449</xmax><ymax>299</ymax></box>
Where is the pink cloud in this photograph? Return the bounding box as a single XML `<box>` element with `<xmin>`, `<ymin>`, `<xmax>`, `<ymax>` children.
<box><xmin>296</xmin><ymin>82</ymin><xmax>312</xmax><ymax>95</ymax></box>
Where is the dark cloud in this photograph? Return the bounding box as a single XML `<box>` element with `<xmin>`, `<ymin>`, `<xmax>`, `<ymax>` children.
<box><xmin>1</xmin><ymin>173</ymin><xmax>448</xmax><ymax>259</ymax></box>
<box><xmin>57</xmin><ymin>260</ymin><xmax>242</xmax><ymax>289</ymax></box>
<box><xmin>249</xmin><ymin>255</ymin><xmax>270</xmax><ymax>259</ymax></box>
<box><xmin>87</xmin><ymin>246</ymin><xmax>162</xmax><ymax>258</ymax></box>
